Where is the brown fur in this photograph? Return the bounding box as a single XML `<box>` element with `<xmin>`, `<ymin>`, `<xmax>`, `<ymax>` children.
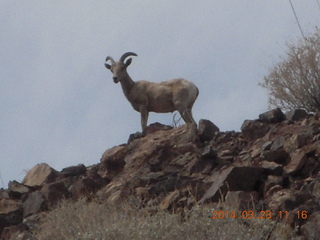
<box><xmin>105</xmin><ymin>53</ymin><xmax>199</xmax><ymax>131</ymax></box>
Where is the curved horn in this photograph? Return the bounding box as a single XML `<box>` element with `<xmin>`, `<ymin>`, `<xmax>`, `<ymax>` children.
<box><xmin>119</xmin><ymin>52</ymin><xmax>137</xmax><ymax>63</ymax></box>
<box><xmin>105</xmin><ymin>56</ymin><xmax>115</xmax><ymax>64</ymax></box>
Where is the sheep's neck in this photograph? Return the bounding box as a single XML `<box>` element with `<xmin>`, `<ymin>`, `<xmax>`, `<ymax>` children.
<box><xmin>120</xmin><ymin>74</ymin><xmax>135</xmax><ymax>99</ymax></box>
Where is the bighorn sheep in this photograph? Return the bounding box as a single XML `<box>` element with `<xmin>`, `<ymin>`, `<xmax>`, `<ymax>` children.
<box><xmin>104</xmin><ymin>52</ymin><xmax>199</xmax><ymax>131</ymax></box>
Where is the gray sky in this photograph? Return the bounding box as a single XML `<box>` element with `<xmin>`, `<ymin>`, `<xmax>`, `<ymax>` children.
<box><xmin>1</xmin><ymin>1</ymin><xmax>320</xmax><ymax>187</ymax></box>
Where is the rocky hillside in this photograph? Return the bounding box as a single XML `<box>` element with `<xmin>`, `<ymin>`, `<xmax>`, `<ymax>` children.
<box><xmin>1</xmin><ymin>108</ymin><xmax>320</xmax><ymax>239</ymax></box>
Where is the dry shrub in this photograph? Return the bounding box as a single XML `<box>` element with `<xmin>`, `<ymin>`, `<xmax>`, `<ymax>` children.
<box><xmin>32</xmin><ymin>197</ymin><xmax>301</xmax><ymax>240</ymax></box>
<box><xmin>261</xmin><ymin>28</ymin><xmax>320</xmax><ymax>112</ymax></box>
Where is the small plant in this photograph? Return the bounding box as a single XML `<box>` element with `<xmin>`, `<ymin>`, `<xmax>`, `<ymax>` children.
<box><xmin>172</xmin><ymin>113</ymin><xmax>182</xmax><ymax>128</ymax></box>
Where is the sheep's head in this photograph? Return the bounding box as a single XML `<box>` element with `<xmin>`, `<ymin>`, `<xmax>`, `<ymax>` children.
<box><xmin>104</xmin><ymin>52</ymin><xmax>137</xmax><ymax>83</ymax></box>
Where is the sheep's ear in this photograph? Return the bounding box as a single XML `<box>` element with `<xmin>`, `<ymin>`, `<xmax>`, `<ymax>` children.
<box><xmin>105</xmin><ymin>63</ymin><xmax>111</xmax><ymax>69</ymax></box>
<box><xmin>125</xmin><ymin>58</ymin><xmax>132</xmax><ymax>67</ymax></box>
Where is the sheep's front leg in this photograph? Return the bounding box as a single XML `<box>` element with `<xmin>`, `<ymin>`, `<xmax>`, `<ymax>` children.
<box><xmin>139</xmin><ymin>106</ymin><xmax>149</xmax><ymax>131</ymax></box>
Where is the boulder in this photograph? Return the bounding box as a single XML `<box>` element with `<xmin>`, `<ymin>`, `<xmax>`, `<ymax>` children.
<box><xmin>22</xmin><ymin>163</ymin><xmax>59</xmax><ymax>187</ymax></box>
<box><xmin>60</xmin><ymin>164</ymin><xmax>86</xmax><ymax>177</ymax></box>
<box><xmin>260</xmin><ymin>161</ymin><xmax>283</xmax><ymax>175</ymax></box>
<box><xmin>127</xmin><ymin>132</ymin><xmax>143</xmax><ymax>143</ymax></box>
<box><xmin>259</xmin><ymin>108</ymin><xmax>285</xmax><ymax>123</ymax></box>
<box><xmin>285</xmin><ymin>109</ymin><xmax>308</xmax><ymax>121</ymax></box>
<box><xmin>201</xmin><ymin>145</ymin><xmax>218</xmax><ymax>159</ymax></box>
<box><xmin>241</xmin><ymin>120</ymin><xmax>270</xmax><ymax>140</ymax></box>
<box><xmin>8</xmin><ymin>181</ymin><xmax>30</xmax><ymax>199</ymax></box>
<box><xmin>0</xmin><ymin>199</ymin><xmax>23</xmax><ymax>231</ymax></box>
<box><xmin>189</xmin><ymin>157</ymin><xmax>216</xmax><ymax>174</ymax></box>
<box><xmin>22</xmin><ymin>191</ymin><xmax>47</xmax><ymax>218</ymax></box>
<box><xmin>99</xmin><ymin>145</ymin><xmax>127</xmax><ymax>178</ymax></box>
<box><xmin>284</xmin><ymin>134</ymin><xmax>309</xmax><ymax>153</ymax></box>
<box><xmin>284</xmin><ymin>149</ymin><xmax>308</xmax><ymax>175</ymax></box>
<box><xmin>69</xmin><ymin>177</ymin><xmax>103</xmax><ymax>199</ymax></box>
<box><xmin>199</xmin><ymin>166</ymin><xmax>264</xmax><ymax>203</ymax></box>
<box><xmin>40</xmin><ymin>182</ymin><xmax>70</xmax><ymax>205</ymax></box>
<box><xmin>198</xmin><ymin>119</ymin><xmax>219</xmax><ymax>141</ymax></box>
<box><xmin>262</xmin><ymin>149</ymin><xmax>289</xmax><ymax>165</ymax></box>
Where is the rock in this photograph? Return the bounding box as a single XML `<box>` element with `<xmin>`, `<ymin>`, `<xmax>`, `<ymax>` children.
<box><xmin>148</xmin><ymin>175</ymin><xmax>189</xmax><ymax>195</ymax></box>
<box><xmin>260</xmin><ymin>137</ymin><xmax>289</xmax><ymax>164</ymax></box>
<box><xmin>305</xmin><ymin>122</ymin><xmax>320</xmax><ymax>135</ymax></box>
<box><xmin>300</xmin><ymin>211</ymin><xmax>320</xmax><ymax>239</ymax></box>
<box><xmin>60</xmin><ymin>164</ymin><xmax>86</xmax><ymax>177</ymax></box>
<box><xmin>190</xmin><ymin>158</ymin><xmax>216</xmax><ymax>174</ymax></box>
<box><xmin>0</xmin><ymin>190</ymin><xmax>10</xmax><ymax>200</ymax></box>
<box><xmin>22</xmin><ymin>191</ymin><xmax>47</xmax><ymax>218</ymax></box>
<box><xmin>171</xmin><ymin>124</ymin><xmax>199</xmax><ymax>145</ymax></box>
<box><xmin>99</xmin><ymin>145</ymin><xmax>127</xmax><ymax>178</ymax></box>
<box><xmin>22</xmin><ymin>213</ymin><xmax>44</xmax><ymax>235</ymax></box>
<box><xmin>260</xmin><ymin>161</ymin><xmax>283</xmax><ymax>175</ymax></box>
<box><xmin>241</xmin><ymin>120</ymin><xmax>270</xmax><ymax>140</ymax></box>
<box><xmin>8</xmin><ymin>228</ymin><xmax>35</xmax><ymax>240</ymax></box>
<box><xmin>217</xmin><ymin>149</ymin><xmax>235</xmax><ymax>163</ymax></box>
<box><xmin>22</xmin><ymin>163</ymin><xmax>59</xmax><ymax>187</ymax></box>
<box><xmin>0</xmin><ymin>199</ymin><xmax>23</xmax><ymax>231</ymax></box>
<box><xmin>300</xmin><ymin>157</ymin><xmax>318</xmax><ymax>178</ymax></box>
<box><xmin>262</xmin><ymin>149</ymin><xmax>289</xmax><ymax>165</ymax></box>
<box><xmin>271</xmin><ymin>136</ymin><xmax>286</xmax><ymax>150</ymax></box>
<box><xmin>262</xmin><ymin>141</ymin><xmax>273</xmax><ymax>151</ymax></box>
<box><xmin>1</xmin><ymin>224</ymin><xmax>30</xmax><ymax>240</ymax></box>
<box><xmin>127</xmin><ymin>132</ymin><xmax>143</xmax><ymax>143</ymax></box>
<box><xmin>284</xmin><ymin>149</ymin><xmax>308</xmax><ymax>175</ymax></box>
<box><xmin>266</xmin><ymin>189</ymin><xmax>292</xmax><ymax>211</ymax></box>
<box><xmin>8</xmin><ymin>181</ymin><xmax>30</xmax><ymax>199</ymax></box>
<box><xmin>311</xmin><ymin>179</ymin><xmax>320</xmax><ymax>201</ymax></box>
<box><xmin>201</xmin><ymin>145</ymin><xmax>217</xmax><ymax>159</ymax></box>
<box><xmin>239</xmin><ymin>150</ymin><xmax>251</xmax><ymax>161</ymax></box>
<box><xmin>69</xmin><ymin>177</ymin><xmax>103</xmax><ymax>199</ymax></box>
<box><xmin>139</xmin><ymin>172</ymin><xmax>165</xmax><ymax>185</ymax></box>
<box><xmin>286</xmin><ymin>109</ymin><xmax>308</xmax><ymax>121</ymax></box>
<box><xmin>284</xmin><ymin>134</ymin><xmax>309</xmax><ymax>153</ymax></box>
<box><xmin>199</xmin><ymin>166</ymin><xmax>264</xmax><ymax>203</ymax></box>
<box><xmin>143</xmin><ymin>122</ymin><xmax>173</xmax><ymax>136</ymax></box>
<box><xmin>259</xmin><ymin>108</ymin><xmax>285</xmax><ymax>123</ymax></box>
<box><xmin>40</xmin><ymin>181</ymin><xmax>70</xmax><ymax>205</ymax></box>
<box><xmin>198</xmin><ymin>119</ymin><xmax>219</xmax><ymax>141</ymax></box>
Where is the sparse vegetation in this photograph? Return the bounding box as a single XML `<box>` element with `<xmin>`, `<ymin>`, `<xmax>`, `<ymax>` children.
<box><xmin>33</xmin><ymin>198</ymin><xmax>300</xmax><ymax>240</ymax></box>
<box><xmin>172</xmin><ymin>113</ymin><xmax>183</xmax><ymax>128</ymax></box>
<box><xmin>261</xmin><ymin>28</ymin><xmax>320</xmax><ymax>112</ymax></box>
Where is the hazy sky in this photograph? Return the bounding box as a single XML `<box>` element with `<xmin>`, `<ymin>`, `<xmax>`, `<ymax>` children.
<box><xmin>1</xmin><ymin>1</ymin><xmax>320</xmax><ymax>187</ymax></box>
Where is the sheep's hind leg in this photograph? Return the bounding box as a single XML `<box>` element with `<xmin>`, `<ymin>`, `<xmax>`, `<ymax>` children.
<box><xmin>176</xmin><ymin>104</ymin><xmax>196</xmax><ymax>126</ymax></box>
<box><xmin>185</xmin><ymin>109</ymin><xmax>196</xmax><ymax>125</ymax></box>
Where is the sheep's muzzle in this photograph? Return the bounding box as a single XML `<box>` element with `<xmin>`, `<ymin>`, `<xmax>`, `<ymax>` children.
<box><xmin>113</xmin><ymin>76</ymin><xmax>119</xmax><ymax>83</ymax></box>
